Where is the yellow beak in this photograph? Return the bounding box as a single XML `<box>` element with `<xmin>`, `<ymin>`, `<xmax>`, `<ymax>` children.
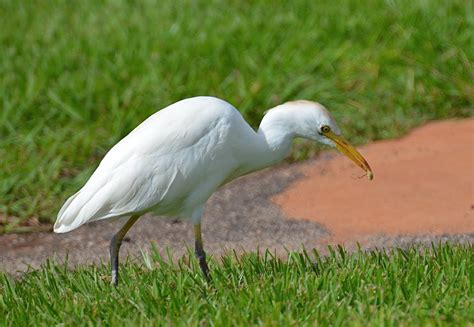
<box><xmin>323</xmin><ymin>131</ymin><xmax>374</xmax><ymax>180</ymax></box>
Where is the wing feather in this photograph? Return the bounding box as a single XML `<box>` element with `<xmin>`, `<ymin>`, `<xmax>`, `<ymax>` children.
<box><xmin>54</xmin><ymin>97</ymin><xmax>238</xmax><ymax>233</ymax></box>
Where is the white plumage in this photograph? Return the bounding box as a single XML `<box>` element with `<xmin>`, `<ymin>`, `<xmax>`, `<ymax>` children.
<box><xmin>55</xmin><ymin>96</ymin><xmax>373</xmax><ymax>233</ymax></box>
<box><xmin>54</xmin><ymin>96</ymin><xmax>372</xmax><ymax>284</ymax></box>
<box><xmin>55</xmin><ymin>97</ymin><xmax>240</xmax><ymax>232</ymax></box>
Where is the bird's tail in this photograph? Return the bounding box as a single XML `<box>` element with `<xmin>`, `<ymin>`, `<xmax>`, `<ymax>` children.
<box><xmin>54</xmin><ymin>191</ymin><xmax>89</xmax><ymax>233</ymax></box>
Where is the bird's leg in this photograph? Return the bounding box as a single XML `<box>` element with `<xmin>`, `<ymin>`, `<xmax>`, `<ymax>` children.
<box><xmin>110</xmin><ymin>215</ymin><xmax>140</xmax><ymax>286</ymax></box>
<box><xmin>194</xmin><ymin>223</ymin><xmax>211</xmax><ymax>281</ymax></box>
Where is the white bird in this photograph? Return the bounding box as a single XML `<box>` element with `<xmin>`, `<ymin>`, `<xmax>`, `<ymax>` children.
<box><xmin>54</xmin><ymin>96</ymin><xmax>373</xmax><ymax>285</ymax></box>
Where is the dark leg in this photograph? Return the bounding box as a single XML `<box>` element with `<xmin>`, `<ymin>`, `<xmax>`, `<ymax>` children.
<box><xmin>194</xmin><ymin>223</ymin><xmax>211</xmax><ymax>281</ymax></box>
<box><xmin>110</xmin><ymin>215</ymin><xmax>140</xmax><ymax>286</ymax></box>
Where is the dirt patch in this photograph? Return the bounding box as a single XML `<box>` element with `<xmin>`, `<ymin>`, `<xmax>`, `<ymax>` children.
<box><xmin>273</xmin><ymin>119</ymin><xmax>474</xmax><ymax>243</ymax></box>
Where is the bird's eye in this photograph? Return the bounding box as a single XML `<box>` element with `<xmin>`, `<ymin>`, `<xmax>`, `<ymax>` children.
<box><xmin>321</xmin><ymin>125</ymin><xmax>331</xmax><ymax>133</ymax></box>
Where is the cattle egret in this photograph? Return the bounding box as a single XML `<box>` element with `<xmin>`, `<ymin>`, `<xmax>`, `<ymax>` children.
<box><xmin>54</xmin><ymin>96</ymin><xmax>373</xmax><ymax>285</ymax></box>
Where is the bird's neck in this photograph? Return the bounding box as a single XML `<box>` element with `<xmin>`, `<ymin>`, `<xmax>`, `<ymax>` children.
<box><xmin>243</xmin><ymin>114</ymin><xmax>294</xmax><ymax>173</ymax></box>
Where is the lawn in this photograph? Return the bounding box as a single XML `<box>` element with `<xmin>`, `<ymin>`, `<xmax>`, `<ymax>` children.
<box><xmin>0</xmin><ymin>0</ymin><xmax>472</xmax><ymax>229</ymax></box>
<box><xmin>1</xmin><ymin>244</ymin><xmax>472</xmax><ymax>326</ymax></box>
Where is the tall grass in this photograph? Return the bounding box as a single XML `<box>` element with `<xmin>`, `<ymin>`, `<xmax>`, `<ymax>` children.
<box><xmin>0</xmin><ymin>0</ymin><xmax>472</xmax><ymax>227</ymax></box>
<box><xmin>0</xmin><ymin>244</ymin><xmax>472</xmax><ymax>325</ymax></box>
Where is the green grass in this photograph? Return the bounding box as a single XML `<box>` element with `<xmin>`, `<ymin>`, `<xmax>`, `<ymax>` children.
<box><xmin>0</xmin><ymin>0</ymin><xmax>473</xmax><ymax>229</ymax></box>
<box><xmin>1</xmin><ymin>244</ymin><xmax>472</xmax><ymax>326</ymax></box>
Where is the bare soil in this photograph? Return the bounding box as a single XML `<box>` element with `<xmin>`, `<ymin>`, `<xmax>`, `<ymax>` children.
<box><xmin>273</xmin><ymin>119</ymin><xmax>474</xmax><ymax>243</ymax></box>
<box><xmin>1</xmin><ymin>119</ymin><xmax>472</xmax><ymax>275</ymax></box>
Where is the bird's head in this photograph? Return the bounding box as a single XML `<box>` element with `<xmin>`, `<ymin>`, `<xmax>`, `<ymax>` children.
<box><xmin>264</xmin><ymin>100</ymin><xmax>373</xmax><ymax>180</ymax></box>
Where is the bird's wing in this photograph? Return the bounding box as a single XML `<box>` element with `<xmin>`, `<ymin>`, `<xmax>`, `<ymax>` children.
<box><xmin>54</xmin><ymin>97</ymin><xmax>238</xmax><ymax>233</ymax></box>
<box><xmin>54</xmin><ymin>156</ymin><xmax>177</xmax><ymax>233</ymax></box>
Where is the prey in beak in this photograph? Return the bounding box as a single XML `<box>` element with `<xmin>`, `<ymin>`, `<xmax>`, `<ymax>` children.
<box><xmin>322</xmin><ymin>128</ymin><xmax>373</xmax><ymax>180</ymax></box>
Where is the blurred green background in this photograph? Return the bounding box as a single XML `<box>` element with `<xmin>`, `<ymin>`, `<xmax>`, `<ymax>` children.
<box><xmin>0</xmin><ymin>0</ymin><xmax>472</xmax><ymax>231</ymax></box>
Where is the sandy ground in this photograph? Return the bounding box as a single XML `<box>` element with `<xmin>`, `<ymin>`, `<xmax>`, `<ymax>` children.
<box><xmin>1</xmin><ymin>119</ymin><xmax>472</xmax><ymax>275</ymax></box>
<box><xmin>273</xmin><ymin>119</ymin><xmax>474</xmax><ymax>243</ymax></box>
